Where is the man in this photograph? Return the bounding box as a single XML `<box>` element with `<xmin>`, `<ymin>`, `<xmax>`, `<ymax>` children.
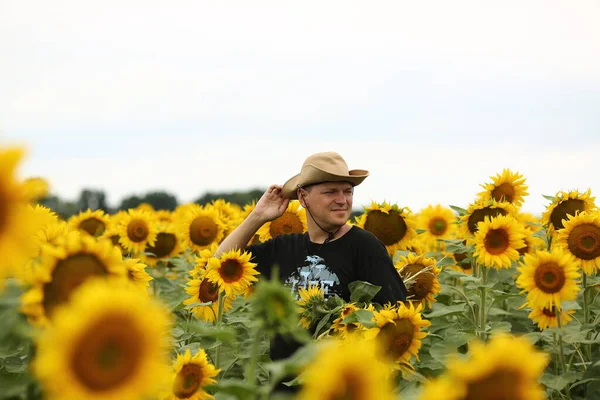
<box><xmin>215</xmin><ymin>151</ymin><xmax>408</xmax><ymax>365</ymax></box>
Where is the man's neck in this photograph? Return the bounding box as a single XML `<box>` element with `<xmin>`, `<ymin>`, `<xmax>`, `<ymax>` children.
<box><xmin>307</xmin><ymin>223</ymin><xmax>351</xmax><ymax>244</ymax></box>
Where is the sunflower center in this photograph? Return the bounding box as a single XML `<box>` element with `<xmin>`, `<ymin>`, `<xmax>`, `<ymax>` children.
<box><xmin>491</xmin><ymin>182</ymin><xmax>516</xmax><ymax>204</ymax></box>
<box><xmin>220</xmin><ymin>259</ymin><xmax>245</xmax><ymax>283</ymax></box>
<box><xmin>484</xmin><ymin>228</ymin><xmax>510</xmax><ymax>255</ymax></box>
<box><xmin>146</xmin><ymin>232</ymin><xmax>177</xmax><ymax>258</ymax></box>
<box><xmin>198</xmin><ymin>278</ymin><xmax>220</xmax><ymax>303</ymax></box>
<box><xmin>42</xmin><ymin>253</ymin><xmax>108</xmax><ymax>316</ymax></box>
<box><xmin>428</xmin><ymin>217</ymin><xmax>448</xmax><ymax>236</ymax></box>
<box><xmin>567</xmin><ymin>223</ymin><xmax>600</xmax><ymax>260</ymax></box>
<box><xmin>328</xmin><ymin>370</ymin><xmax>363</xmax><ymax>400</ymax></box>
<box><xmin>464</xmin><ymin>368</ymin><xmax>521</xmax><ymax>400</ymax></box>
<box><xmin>79</xmin><ymin>218</ymin><xmax>106</xmax><ymax>237</ymax></box>
<box><xmin>542</xmin><ymin>307</ymin><xmax>557</xmax><ymax>317</ymax></box>
<box><xmin>71</xmin><ymin>315</ymin><xmax>143</xmax><ymax>392</ymax></box>
<box><xmin>380</xmin><ymin>319</ymin><xmax>414</xmax><ymax>360</ymax></box>
<box><xmin>127</xmin><ymin>219</ymin><xmax>149</xmax><ymax>242</ymax></box>
<box><xmin>269</xmin><ymin>212</ymin><xmax>304</xmax><ymax>238</ymax></box>
<box><xmin>517</xmin><ymin>238</ymin><xmax>530</xmax><ymax>256</ymax></box>
<box><xmin>173</xmin><ymin>364</ymin><xmax>203</xmax><ymax>399</ymax></box>
<box><xmin>400</xmin><ymin>264</ymin><xmax>434</xmax><ymax>300</ymax></box>
<box><xmin>364</xmin><ymin>210</ymin><xmax>407</xmax><ymax>246</ymax></box>
<box><xmin>467</xmin><ymin>207</ymin><xmax>508</xmax><ymax>234</ymax></box>
<box><xmin>550</xmin><ymin>199</ymin><xmax>585</xmax><ymax>231</ymax></box>
<box><xmin>533</xmin><ymin>262</ymin><xmax>566</xmax><ymax>294</ymax></box>
<box><xmin>189</xmin><ymin>216</ymin><xmax>218</xmax><ymax>246</ymax></box>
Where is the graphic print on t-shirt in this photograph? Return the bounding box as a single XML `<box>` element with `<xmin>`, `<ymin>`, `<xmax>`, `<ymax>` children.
<box><xmin>284</xmin><ymin>255</ymin><xmax>341</xmax><ymax>299</ymax></box>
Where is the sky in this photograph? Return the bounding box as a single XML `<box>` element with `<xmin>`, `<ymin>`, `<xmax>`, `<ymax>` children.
<box><xmin>1</xmin><ymin>0</ymin><xmax>599</xmax><ymax>214</ymax></box>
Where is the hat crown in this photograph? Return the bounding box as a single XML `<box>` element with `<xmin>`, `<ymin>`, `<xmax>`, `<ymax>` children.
<box><xmin>302</xmin><ymin>152</ymin><xmax>349</xmax><ymax>175</ymax></box>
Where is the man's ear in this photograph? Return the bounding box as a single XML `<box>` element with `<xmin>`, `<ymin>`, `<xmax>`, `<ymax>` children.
<box><xmin>297</xmin><ymin>189</ymin><xmax>307</xmax><ymax>208</ymax></box>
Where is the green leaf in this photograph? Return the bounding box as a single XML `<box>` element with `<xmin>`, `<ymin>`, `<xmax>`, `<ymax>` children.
<box><xmin>540</xmin><ymin>372</ymin><xmax>580</xmax><ymax>391</ymax></box>
<box><xmin>187</xmin><ymin>322</ymin><xmax>237</xmax><ymax>343</ymax></box>
<box><xmin>348</xmin><ymin>281</ymin><xmax>381</xmax><ymax>303</ymax></box>
<box><xmin>2</xmin><ymin>356</ymin><xmax>27</xmax><ymax>374</ymax></box>
<box><xmin>561</xmin><ymin>300</ymin><xmax>581</xmax><ymax>311</ymax></box>
<box><xmin>415</xmin><ymin>228</ymin><xmax>427</xmax><ymax>235</ymax></box>
<box><xmin>313</xmin><ymin>313</ymin><xmax>333</xmax><ymax>338</ymax></box>
<box><xmin>424</xmin><ymin>303</ymin><xmax>466</xmax><ymax>318</ymax></box>
<box><xmin>341</xmin><ymin>309</ymin><xmax>376</xmax><ymax>328</ymax></box>
<box><xmin>542</xmin><ymin>194</ymin><xmax>556</xmax><ymax>202</ymax></box>
<box><xmin>206</xmin><ymin>380</ymin><xmax>258</xmax><ymax>400</ymax></box>
<box><xmin>449</xmin><ymin>205</ymin><xmax>467</xmax><ymax>216</ymax></box>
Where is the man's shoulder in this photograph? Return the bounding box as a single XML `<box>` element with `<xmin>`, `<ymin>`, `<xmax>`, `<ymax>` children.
<box><xmin>346</xmin><ymin>226</ymin><xmax>383</xmax><ymax>245</ymax></box>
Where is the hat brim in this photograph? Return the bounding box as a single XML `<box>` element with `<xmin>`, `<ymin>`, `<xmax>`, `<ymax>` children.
<box><xmin>281</xmin><ymin>166</ymin><xmax>369</xmax><ymax>199</ymax></box>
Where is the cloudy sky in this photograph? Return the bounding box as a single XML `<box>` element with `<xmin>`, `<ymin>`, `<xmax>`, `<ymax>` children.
<box><xmin>1</xmin><ymin>0</ymin><xmax>599</xmax><ymax>214</ymax></box>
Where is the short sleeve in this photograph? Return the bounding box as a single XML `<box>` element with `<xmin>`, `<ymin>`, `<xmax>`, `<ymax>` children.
<box><xmin>245</xmin><ymin>240</ymin><xmax>275</xmax><ymax>278</ymax></box>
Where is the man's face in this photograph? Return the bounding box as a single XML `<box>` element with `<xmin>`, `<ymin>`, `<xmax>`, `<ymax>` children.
<box><xmin>299</xmin><ymin>181</ymin><xmax>354</xmax><ymax>228</ymax></box>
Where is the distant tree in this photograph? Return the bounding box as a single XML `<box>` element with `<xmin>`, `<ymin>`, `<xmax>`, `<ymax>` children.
<box><xmin>194</xmin><ymin>188</ymin><xmax>265</xmax><ymax>207</ymax></box>
<box><xmin>38</xmin><ymin>195</ymin><xmax>80</xmax><ymax>219</ymax></box>
<box><xmin>118</xmin><ymin>195</ymin><xmax>143</xmax><ymax>211</ymax></box>
<box><xmin>141</xmin><ymin>191</ymin><xmax>178</xmax><ymax>211</ymax></box>
<box><xmin>77</xmin><ymin>189</ymin><xmax>109</xmax><ymax>212</ymax></box>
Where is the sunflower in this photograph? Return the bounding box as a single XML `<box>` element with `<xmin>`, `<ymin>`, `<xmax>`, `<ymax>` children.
<box><xmin>69</xmin><ymin>209</ymin><xmax>111</xmax><ymax>237</ymax></box>
<box><xmin>296</xmin><ymin>285</ymin><xmax>327</xmax><ymax>330</ymax></box>
<box><xmin>24</xmin><ymin>219</ymin><xmax>71</xmax><ymax>282</ymax></box>
<box><xmin>21</xmin><ymin>205</ymin><xmax>60</xmax><ymax>265</ymax></box>
<box><xmin>0</xmin><ymin>147</ymin><xmax>39</xmax><ymax>279</ymax></box>
<box><xmin>419</xmin><ymin>334</ymin><xmax>548</xmax><ymax>400</ymax></box>
<box><xmin>469</xmin><ymin>215</ymin><xmax>526</xmax><ymax>269</ymax></box>
<box><xmin>416</xmin><ymin>204</ymin><xmax>458</xmax><ymax>251</ymax></box>
<box><xmin>22</xmin><ymin>176</ymin><xmax>50</xmax><ymax>200</ymax></box>
<box><xmin>477</xmin><ymin>169</ymin><xmax>529</xmax><ymax>207</ymax></box>
<box><xmin>516</xmin><ymin>248</ymin><xmax>581</xmax><ymax>310</ymax></box>
<box><xmin>517</xmin><ymin>228</ymin><xmax>546</xmax><ymax>256</ymax></box>
<box><xmin>542</xmin><ymin>189</ymin><xmax>597</xmax><ymax>233</ymax></box>
<box><xmin>329</xmin><ymin>303</ymin><xmax>367</xmax><ymax>338</ymax></box>
<box><xmin>141</xmin><ymin>224</ymin><xmax>183</xmax><ymax>267</ymax></box>
<box><xmin>204</xmin><ymin>249</ymin><xmax>259</xmax><ymax>297</ymax></box>
<box><xmin>354</xmin><ymin>201</ymin><xmax>417</xmax><ymax>255</ymax></box>
<box><xmin>527</xmin><ymin>304</ymin><xmax>575</xmax><ymax>330</ymax></box>
<box><xmin>210</xmin><ymin>199</ymin><xmax>242</xmax><ymax>235</ymax></box>
<box><xmin>395</xmin><ymin>253</ymin><xmax>441</xmax><ymax>308</ymax></box>
<box><xmin>190</xmin><ymin>243</ymin><xmax>219</xmax><ymax>279</ymax></box>
<box><xmin>124</xmin><ymin>258</ymin><xmax>153</xmax><ymax>292</ymax></box>
<box><xmin>33</xmin><ymin>278</ymin><xmax>171</xmax><ymax>400</ymax></box>
<box><xmin>365</xmin><ymin>302</ymin><xmax>431</xmax><ymax>364</ymax></box>
<box><xmin>155</xmin><ymin>209</ymin><xmax>173</xmax><ymax>223</ymax></box>
<box><xmin>177</xmin><ymin>205</ymin><xmax>227</xmax><ymax>252</ymax></box>
<box><xmin>135</xmin><ymin>202</ymin><xmax>155</xmax><ymax>212</ymax></box>
<box><xmin>20</xmin><ymin>232</ymin><xmax>127</xmax><ymax>325</ymax></box>
<box><xmin>460</xmin><ymin>199</ymin><xmax>516</xmax><ymax>237</ymax></box>
<box><xmin>183</xmin><ymin>271</ymin><xmax>234</xmax><ymax>322</ymax></box>
<box><xmin>167</xmin><ymin>349</ymin><xmax>220</xmax><ymax>400</ymax></box>
<box><xmin>298</xmin><ymin>338</ymin><xmax>396</xmax><ymax>400</ymax></box>
<box><xmin>256</xmin><ymin>200</ymin><xmax>307</xmax><ymax>242</ymax></box>
<box><xmin>117</xmin><ymin>209</ymin><xmax>158</xmax><ymax>255</ymax></box>
<box><xmin>556</xmin><ymin>211</ymin><xmax>600</xmax><ymax>276</ymax></box>
<box><xmin>516</xmin><ymin>212</ymin><xmax>543</xmax><ymax>234</ymax></box>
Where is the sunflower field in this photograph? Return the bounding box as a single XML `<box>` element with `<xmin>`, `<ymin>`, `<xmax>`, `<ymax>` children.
<box><xmin>1</xmin><ymin>147</ymin><xmax>600</xmax><ymax>400</ymax></box>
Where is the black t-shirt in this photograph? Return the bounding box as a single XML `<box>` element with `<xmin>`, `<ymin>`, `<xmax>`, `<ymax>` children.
<box><xmin>246</xmin><ymin>226</ymin><xmax>408</xmax><ymax>360</ymax></box>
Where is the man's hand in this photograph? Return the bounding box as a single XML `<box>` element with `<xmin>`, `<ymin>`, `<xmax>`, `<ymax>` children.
<box><xmin>251</xmin><ymin>184</ymin><xmax>289</xmax><ymax>223</ymax></box>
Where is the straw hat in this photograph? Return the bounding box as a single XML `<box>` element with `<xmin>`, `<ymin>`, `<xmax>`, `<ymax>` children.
<box><xmin>281</xmin><ymin>152</ymin><xmax>369</xmax><ymax>199</ymax></box>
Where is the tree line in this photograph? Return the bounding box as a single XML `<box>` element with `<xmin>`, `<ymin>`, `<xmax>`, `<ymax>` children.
<box><xmin>39</xmin><ymin>188</ymin><xmax>266</xmax><ymax>219</ymax></box>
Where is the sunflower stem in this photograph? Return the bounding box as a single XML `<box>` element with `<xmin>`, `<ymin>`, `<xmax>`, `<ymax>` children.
<box><xmin>582</xmin><ymin>274</ymin><xmax>592</xmax><ymax>362</ymax></box>
<box><xmin>556</xmin><ymin>311</ymin><xmax>572</xmax><ymax>399</ymax></box>
<box><xmin>215</xmin><ymin>291</ymin><xmax>226</xmax><ymax>369</ymax></box>
<box><xmin>245</xmin><ymin>326</ymin><xmax>262</xmax><ymax>392</ymax></box>
<box><xmin>478</xmin><ymin>265</ymin><xmax>488</xmax><ymax>340</ymax></box>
